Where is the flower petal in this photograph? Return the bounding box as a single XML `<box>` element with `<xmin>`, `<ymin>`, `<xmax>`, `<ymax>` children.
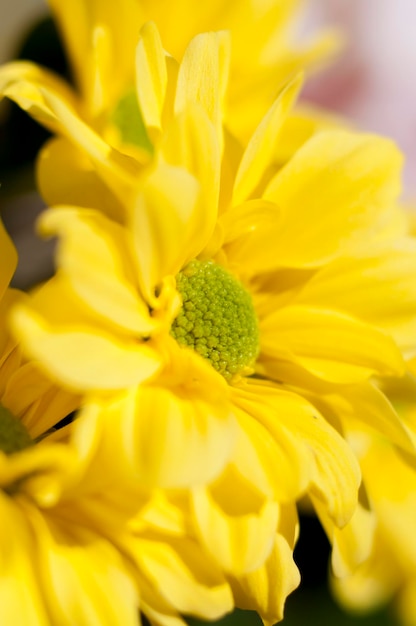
<box><xmin>39</xmin><ymin>207</ymin><xmax>155</xmax><ymax>335</ymax></box>
<box><xmin>229</xmin><ymin>131</ymin><xmax>402</xmax><ymax>272</ymax></box>
<box><xmin>129</xmin><ymin>162</ymin><xmax>200</xmax><ymax>302</ymax></box>
<box><xmin>128</xmin><ymin>535</ymin><xmax>233</xmax><ymax>620</ymax></box>
<box><xmin>261</xmin><ymin>305</ymin><xmax>405</xmax><ymax>384</ymax></box>
<box><xmin>11</xmin><ymin>305</ymin><xmax>161</xmax><ymax>392</ymax></box>
<box><xmin>174</xmin><ymin>31</ymin><xmax>230</xmax><ymax>151</ymax></box>
<box><xmin>0</xmin><ymin>219</ymin><xmax>17</xmax><ymax>301</ymax></box>
<box><xmin>192</xmin><ymin>478</ymin><xmax>279</xmax><ymax>575</ymax></box>
<box><xmin>238</xmin><ymin>381</ymin><xmax>361</xmax><ymax>527</ymax></box>
<box><xmin>135</xmin><ymin>21</ymin><xmax>168</xmax><ymax>135</ymax></box>
<box><xmin>37</xmin><ymin>138</ymin><xmax>124</xmax><ymax>221</ymax></box>
<box><xmin>296</xmin><ymin>242</ymin><xmax>416</xmax><ymax>356</ymax></box>
<box><xmin>232</xmin><ymin>73</ymin><xmax>302</xmax><ymax>205</ymax></box>
<box><xmin>0</xmin><ymin>62</ymin><xmax>140</xmax><ymax>204</ymax></box>
<box><xmin>228</xmin><ymin>530</ymin><xmax>300</xmax><ymax>626</ymax></box>
<box><xmin>79</xmin><ymin>348</ymin><xmax>236</xmax><ymax>488</ymax></box>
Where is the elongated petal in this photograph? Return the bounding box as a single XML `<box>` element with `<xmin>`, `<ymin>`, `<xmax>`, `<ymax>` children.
<box><xmin>174</xmin><ymin>31</ymin><xmax>230</xmax><ymax>151</ymax></box>
<box><xmin>37</xmin><ymin>138</ymin><xmax>124</xmax><ymax>221</ymax></box>
<box><xmin>323</xmin><ymin>382</ymin><xmax>416</xmax><ymax>456</ymax></box>
<box><xmin>261</xmin><ymin>305</ymin><xmax>404</xmax><ymax>384</ymax></box>
<box><xmin>129</xmin><ymin>536</ymin><xmax>233</xmax><ymax>620</ymax></box>
<box><xmin>162</xmin><ymin>104</ymin><xmax>221</xmax><ymax>230</ymax></box>
<box><xmin>238</xmin><ymin>381</ymin><xmax>361</xmax><ymax>527</ymax></box>
<box><xmin>232</xmin><ymin>74</ymin><xmax>302</xmax><ymax>205</ymax></box>
<box><xmin>229</xmin><ymin>131</ymin><xmax>402</xmax><ymax>272</ymax></box>
<box><xmin>0</xmin><ymin>219</ymin><xmax>17</xmax><ymax>300</ymax></box>
<box><xmin>39</xmin><ymin>208</ymin><xmax>155</xmax><ymax>335</ymax></box>
<box><xmin>0</xmin><ymin>63</ymin><xmax>140</xmax><ymax>203</ymax></box>
<box><xmin>48</xmin><ymin>0</ymin><xmax>142</xmax><ymax>114</ymax></box>
<box><xmin>296</xmin><ymin>243</ymin><xmax>416</xmax><ymax>355</ymax></box>
<box><xmin>11</xmin><ymin>305</ymin><xmax>161</xmax><ymax>392</ymax></box>
<box><xmin>192</xmin><ymin>480</ymin><xmax>279</xmax><ymax>576</ymax></box>
<box><xmin>22</xmin><ymin>500</ymin><xmax>140</xmax><ymax>626</ymax></box>
<box><xmin>79</xmin><ymin>349</ymin><xmax>236</xmax><ymax>488</ymax></box>
<box><xmin>232</xmin><ymin>387</ymin><xmax>309</xmax><ymax>501</ymax></box>
<box><xmin>314</xmin><ymin>496</ymin><xmax>376</xmax><ymax>578</ymax></box>
<box><xmin>136</xmin><ymin>21</ymin><xmax>168</xmax><ymax>134</ymax></box>
<box><xmin>228</xmin><ymin>531</ymin><xmax>300</xmax><ymax>626</ymax></box>
<box><xmin>130</xmin><ymin>163</ymin><xmax>200</xmax><ymax>302</ymax></box>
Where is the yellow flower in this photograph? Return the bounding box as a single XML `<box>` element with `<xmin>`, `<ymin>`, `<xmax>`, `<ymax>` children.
<box><xmin>0</xmin><ymin>215</ymin><xmax>243</xmax><ymax>626</ymax></box>
<box><xmin>3</xmin><ymin>17</ymin><xmax>416</xmax><ymax>624</ymax></box>
<box><xmin>47</xmin><ymin>0</ymin><xmax>337</xmax><ymax>140</ymax></box>
<box><xmin>9</xmin><ymin>73</ymin><xmax>415</xmax><ymax>584</ymax></box>
<box><xmin>0</xmin><ymin>1</ymin><xmax>338</xmax><ymax>223</ymax></box>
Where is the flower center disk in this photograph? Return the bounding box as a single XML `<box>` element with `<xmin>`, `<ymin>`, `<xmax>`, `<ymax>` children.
<box><xmin>0</xmin><ymin>404</ymin><xmax>33</xmax><ymax>454</ymax></box>
<box><xmin>171</xmin><ymin>260</ymin><xmax>259</xmax><ymax>380</ymax></box>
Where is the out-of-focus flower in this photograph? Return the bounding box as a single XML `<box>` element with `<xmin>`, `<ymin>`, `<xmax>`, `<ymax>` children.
<box><xmin>47</xmin><ymin>0</ymin><xmax>337</xmax><ymax>140</ymax></box>
<box><xmin>329</xmin><ymin>374</ymin><xmax>416</xmax><ymax>626</ymax></box>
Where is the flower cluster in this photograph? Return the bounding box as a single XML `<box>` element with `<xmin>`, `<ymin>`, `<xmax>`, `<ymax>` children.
<box><xmin>1</xmin><ymin>1</ymin><xmax>416</xmax><ymax>625</ymax></box>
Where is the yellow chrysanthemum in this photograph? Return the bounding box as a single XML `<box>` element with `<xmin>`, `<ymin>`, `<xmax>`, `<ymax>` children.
<box><xmin>0</xmin><ymin>2</ymin><xmax>338</xmax><ymax>224</ymax></box>
<box><xmin>9</xmin><ymin>66</ymin><xmax>416</xmax><ymax>607</ymax></box>
<box><xmin>0</xmin><ymin>216</ymin><xmax>249</xmax><ymax>626</ymax></box>
<box><xmin>48</xmin><ymin>0</ymin><xmax>337</xmax><ymax>141</ymax></box>
<box><xmin>3</xmin><ymin>17</ymin><xmax>416</xmax><ymax>625</ymax></box>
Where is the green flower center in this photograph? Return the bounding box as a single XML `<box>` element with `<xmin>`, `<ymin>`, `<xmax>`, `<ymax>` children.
<box><xmin>171</xmin><ymin>260</ymin><xmax>259</xmax><ymax>381</ymax></box>
<box><xmin>111</xmin><ymin>89</ymin><xmax>153</xmax><ymax>153</ymax></box>
<box><xmin>0</xmin><ymin>404</ymin><xmax>33</xmax><ymax>455</ymax></box>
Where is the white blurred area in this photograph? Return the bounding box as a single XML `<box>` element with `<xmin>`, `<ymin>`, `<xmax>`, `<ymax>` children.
<box><xmin>304</xmin><ymin>0</ymin><xmax>416</xmax><ymax>195</ymax></box>
<box><xmin>0</xmin><ymin>0</ymin><xmax>46</xmax><ymax>63</ymax></box>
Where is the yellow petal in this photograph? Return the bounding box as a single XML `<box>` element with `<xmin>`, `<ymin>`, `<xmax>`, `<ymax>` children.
<box><xmin>232</xmin><ymin>385</ymin><xmax>310</xmax><ymax>501</ymax></box>
<box><xmin>174</xmin><ymin>31</ymin><xmax>230</xmax><ymax>151</ymax></box>
<box><xmin>80</xmin><ymin>349</ymin><xmax>236</xmax><ymax>488</ymax></box>
<box><xmin>11</xmin><ymin>305</ymin><xmax>161</xmax><ymax>392</ymax></box>
<box><xmin>22</xmin><ymin>500</ymin><xmax>140</xmax><ymax>626</ymax></box>
<box><xmin>39</xmin><ymin>208</ymin><xmax>155</xmax><ymax>335</ymax></box>
<box><xmin>240</xmin><ymin>381</ymin><xmax>361</xmax><ymax>527</ymax></box>
<box><xmin>37</xmin><ymin>137</ymin><xmax>124</xmax><ymax>221</ymax></box>
<box><xmin>323</xmin><ymin>382</ymin><xmax>416</xmax><ymax>457</ymax></box>
<box><xmin>162</xmin><ymin>104</ymin><xmax>221</xmax><ymax>229</ymax></box>
<box><xmin>261</xmin><ymin>305</ymin><xmax>405</xmax><ymax>384</ymax></box>
<box><xmin>0</xmin><ymin>63</ymin><xmax>140</xmax><ymax>203</ymax></box>
<box><xmin>135</xmin><ymin>21</ymin><xmax>168</xmax><ymax>134</ymax></box>
<box><xmin>192</xmin><ymin>479</ymin><xmax>279</xmax><ymax>576</ymax></box>
<box><xmin>232</xmin><ymin>74</ymin><xmax>303</xmax><ymax>206</ymax></box>
<box><xmin>228</xmin><ymin>531</ymin><xmax>300</xmax><ymax>626</ymax></box>
<box><xmin>0</xmin><ymin>219</ymin><xmax>16</xmax><ymax>301</ymax></box>
<box><xmin>48</xmin><ymin>0</ymin><xmax>142</xmax><ymax>116</ymax></box>
<box><xmin>314</xmin><ymin>496</ymin><xmax>376</xmax><ymax>578</ymax></box>
<box><xmin>129</xmin><ymin>536</ymin><xmax>233</xmax><ymax>620</ymax></box>
<box><xmin>230</xmin><ymin>131</ymin><xmax>402</xmax><ymax>272</ymax></box>
<box><xmin>296</xmin><ymin>242</ymin><xmax>416</xmax><ymax>356</ymax></box>
<box><xmin>0</xmin><ymin>494</ymin><xmax>50</xmax><ymax>625</ymax></box>
<box><xmin>129</xmin><ymin>162</ymin><xmax>200</xmax><ymax>302</ymax></box>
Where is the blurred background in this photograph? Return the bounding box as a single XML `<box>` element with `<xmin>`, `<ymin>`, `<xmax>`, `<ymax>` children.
<box><xmin>0</xmin><ymin>1</ymin><xmax>414</xmax><ymax>624</ymax></box>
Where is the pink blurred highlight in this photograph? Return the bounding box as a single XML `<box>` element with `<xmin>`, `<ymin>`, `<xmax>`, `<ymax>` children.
<box><xmin>303</xmin><ymin>0</ymin><xmax>416</xmax><ymax>195</ymax></box>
